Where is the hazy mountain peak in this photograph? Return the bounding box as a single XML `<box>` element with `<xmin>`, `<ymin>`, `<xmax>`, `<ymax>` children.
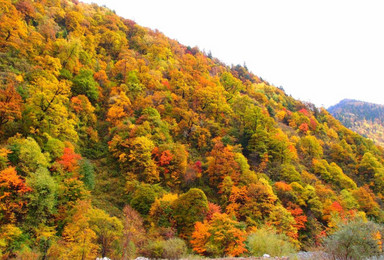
<box><xmin>329</xmin><ymin>99</ymin><xmax>384</xmax><ymax>146</ymax></box>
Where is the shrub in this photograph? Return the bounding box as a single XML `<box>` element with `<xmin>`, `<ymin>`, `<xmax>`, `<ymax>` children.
<box><xmin>141</xmin><ymin>240</ymin><xmax>164</xmax><ymax>259</ymax></box>
<box><xmin>141</xmin><ymin>238</ymin><xmax>187</xmax><ymax>259</ymax></box>
<box><xmin>246</xmin><ymin>227</ymin><xmax>297</xmax><ymax>257</ymax></box>
<box><xmin>323</xmin><ymin>220</ymin><xmax>384</xmax><ymax>260</ymax></box>
<box><xmin>162</xmin><ymin>238</ymin><xmax>188</xmax><ymax>259</ymax></box>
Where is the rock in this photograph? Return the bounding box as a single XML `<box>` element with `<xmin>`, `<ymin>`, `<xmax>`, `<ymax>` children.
<box><xmin>263</xmin><ymin>254</ymin><xmax>271</xmax><ymax>258</ymax></box>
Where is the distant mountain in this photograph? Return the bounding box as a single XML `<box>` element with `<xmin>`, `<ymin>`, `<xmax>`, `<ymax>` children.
<box><xmin>328</xmin><ymin>99</ymin><xmax>384</xmax><ymax>146</ymax></box>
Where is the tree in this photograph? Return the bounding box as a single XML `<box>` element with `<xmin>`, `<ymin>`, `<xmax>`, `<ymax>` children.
<box><xmin>352</xmin><ymin>186</ymin><xmax>381</xmax><ymax>219</ymax></box>
<box><xmin>0</xmin><ymin>83</ymin><xmax>22</xmax><ymax>131</ymax></box>
<box><xmin>0</xmin><ymin>167</ymin><xmax>31</xmax><ymax>224</ymax></box>
<box><xmin>206</xmin><ymin>139</ymin><xmax>241</xmax><ymax>189</ymax></box>
<box><xmin>136</xmin><ymin>107</ymin><xmax>172</xmax><ymax>144</ymax></box>
<box><xmin>149</xmin><ymin>193</ymin><xmax>178</xmax><ymax>228</ymax></box>
<box><xmin>0</xmin><ymin>0</ymin><xmax>27</xmax><ymax>52</ymax></box>
<box><xmin>298</xmin><ymin>135</ymin><xmax>323</xmax><ymax>163</ymax></box>
<box><xmin>193</xmin><ymin>82</ymin><xmax>231</xmax><ymax>119</ymax></box>
<box><xmin>44</xmin><ymin>136</ymin><xmax>65</xmax><ymax>161</ymax></box>
<box><xmin>298</xmin><ymin>122</ymin><xmax>309</xmax><ymax>134</ymax></box>
<box><xmin>287</xmin><ymin>206</ymin><xmax>307</xmax><ymax>234</ymax></box>
<box><xmin>279</xmin><ymin>163</ymin><xmax>302</xmax><ymax>183</ymax></box>
<box><xmin>26</xmin><ymin>167</ymin><xmax>58</xmax><ymax>226</ymax></box>
<box><xmin>98</xmin><ymin>29</ymin><xmax>128</xmax><ymax>59</ymax></box>
<box><xmin>220</xmin><ymin>71</ymin><xmax>244</xmax><ymax>101</ymax></box>
<box><xmin>56</xmin><ymin>178</ymin><xmax>90</xmax><ymax>217</ymax></box>
<box><xmin>227</xmin><ymin>179</ymin><xmax>278</xmax><ymax>224</ymax></box>
<box><xmin>65</xmin><ymin>11</ymin><xmax>83</xmax><ymax>33</ymax></box>
<box><xmin>190</xmin><ymin>221</ymin><xmax>210</xmax><ymax>255</ymax></box>
<box><xmin>268</xmin><ymin>129</ymin><xmax>298</xmax><ymax>165</ymax></box>
<box><xmin>122</xmin><ymin>205</ymin><xmax>146</xmax><ymax>260</ymax></box>
<box><xmin>53</xmin><ymin>38</ymin><xmax>81</xmax><ymax>73</ymax></box>
<box><xmin>172</xmin><ymin>188</ymin><xmax>208</xmax><ymax>238</ymax></box>
<box><xmin>324</xmin><ymin>220</ymin><xmax>384</xmax><ymax>260</ymax></box>
<box><xmin>106</xmin><ymin>85</ymin><xmax>132</xmax><ymax>126</ymax></box>
<box><xmin>328</xmin><ymin>140</ymin><xmax>356</xmax><ymax>168</ymax></box>
<box><xmin>33</xmin><ymin>224</ymin><xmax>56</xmax><ymax>260</ymax></box>
<box><xmin>266</xmin><ymin>205</ymin><xmax>298</xmax><ymax>242</ymax></box>
<box><xmin>26</xmin><ymin>74</ymin><xmax>77</xmax><ymax>142</ymax></box>
<box><xmin>358</xmin><ymin>152</ymin><xmax>383</xmax><ymax>180</ymax></box>
<box><xmin>130</xmin><ymin>184</ymin><xmax>157</xmax><ymax>215</ymax></box>
<box><xmin>88</xmin><ymin>208</ymin><xmax>123</xmax><ymax>258</ymax></box>
<box><xmin>48</xmin><ymin>201</ymin><xmax>99</xmax><ymax>260</ymax></box>
<box><xmin>71</xmin><ymin>95</ymin><xmax>97</xmax><ymax>125</ymax></box>
<box><xmin>225</xmin><ymin>185</ymin><xmax>248</xmax><ymax>220</ymax></box>
<box><xmin>125</xmin><ymin>71</ymin><xmax>143</xmax><ymax>99</ymax></box>
<box><xmin>109</xmin><ymin>135</ymin><xmax>159</xmax><ymax>183</ymax></box>
<box><xmin>340</xmin><ymin>189</ymin><xmax>359</xmax><ymax>211</ymax></box>
<box><xmin>8</xmin><ymin>136</ymin><xmax>48</xmax><ymax>174</ymax></box>
<box><xmin>79</xmin><ymin>159</ymin><xmax>95</xmax><ymax>190</ymax></box>
<box><xmin>3</xmin><ymin>0</ymin><xmax>384</xmax><ymax>254</ymax></box>
<box><xmin>302</xmin><ymin>184</ymin><xmax>324</xmax><ymax>219</ymax></box>
<box><xmin>191</xmin><ymin>212</ymin><xmax>247</xmax><ymax>257</ymax></box>
<box><xmin>206</xmin><ymin>202</ymin><xmax>222</xmax><ymax>221</ymax></box>
<box><xmin>0</xmin><ymin>224</ymin><xmax>24</xmax><ymax>258</ymax></box>
<box><xmin>0</xmin><ymin>148</ymin><xmax>10</xmax><ymax>171</ymax></box>
<box><xmin>57</xmin><ymin>146</ymin><xmax>81</xmax><ymax>173</ymax></box>
<box><xmin>71</xmin><ymin>69</ymin><xmax>99</xmax><ymax>102</ymax></box>
<box><xmin>152</xmin><ymin>143</ymin><xmax>188</xmax><ymax>190</ymax></box>
<box><xmin>312</xmin><ymin>159</ymin><xmax>357</xmax><ymax>190</ymax></box>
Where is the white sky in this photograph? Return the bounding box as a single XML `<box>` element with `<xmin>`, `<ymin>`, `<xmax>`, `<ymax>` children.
<box><xmin>81</xmin><ymin>0</ymin><xmax>384</xmax><ymax>108</ymax></box>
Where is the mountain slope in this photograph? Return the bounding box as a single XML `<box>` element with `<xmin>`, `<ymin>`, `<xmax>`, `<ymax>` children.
<box><xmin>1</xmin><ymin>0</ymin><xmax>384</xmax><ymax>258</ymax></box>
<box><xmin>329</xmin><ymin>99</ymin><xmax>384</xmax><ymax>146</ymax></box>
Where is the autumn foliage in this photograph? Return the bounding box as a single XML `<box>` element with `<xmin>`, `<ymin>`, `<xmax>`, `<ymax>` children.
<box><xmin>1</xmin><ymin>0</ymin><xmax>384</xmax><ymax>258</ymax></box>
<box><xmin>191</xmin><ymin>213</ymin><xmax>247</xmax><ymax>257</ymax></box>
<box><xmin>0</xmin><ymin>83</ymin><xmax>22</xmax><ymax>130</ymax></box>
<box><xmin>0</xmin><ymin>167</ymin><xmax>31</xmax><ymax>224</ymax></box>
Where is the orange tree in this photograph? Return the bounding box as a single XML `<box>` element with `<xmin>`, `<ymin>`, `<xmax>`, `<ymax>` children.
<box><xmin>191</xmin><ymin>212</ymin><xmax>247</xmax><ymax>257</ymax></box>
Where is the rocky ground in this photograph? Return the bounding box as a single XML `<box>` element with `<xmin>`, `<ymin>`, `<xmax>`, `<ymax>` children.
<box><xmin>132</xmin><ymin>251</ymin><xmax>329</xmax><ymax>260</ymax></box>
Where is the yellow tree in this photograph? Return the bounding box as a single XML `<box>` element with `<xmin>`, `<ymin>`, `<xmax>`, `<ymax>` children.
<box><xmin>26</xmin><ymin>74</ymin><xmax>77</xmax><ymax>142</ymax></box>
<box><xmin>48</xmin><ymin>200</ymin><xmax>99</xmax><ymax>260</ymax></box>
<box><xmin>266</xmin><ymin>205</ymin><xmax>299</xmax><ymax>244</ymax></box>
<box><xmin>88</xmin><ymin>208</ymin><xmax>123</xmax><ymax>258</ymax></box>
<box><xmin>106</xmin><ymin>85</ymin><xmax>132</xmax><ymax>127</ymax></box>
<box><xmin>71</xmin><ymin>95</ymin><xmax>97</xmax><ymax>125</ymax></box>
<box><xmin>109</xmin><ymin>135</ymin><xmax>159</xmax><ymax>183</ymax></box>
<box><xmin>0</xmin><ymin>0</ymin><xmax>27</xmax><ymax>52</ymax></box>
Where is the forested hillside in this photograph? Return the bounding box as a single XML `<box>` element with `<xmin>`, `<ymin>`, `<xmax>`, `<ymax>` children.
<box><xmin>2</xmin><ymin>0</ymin><xmax>384</xmax><ymax>258</ymax></box>
<box><xmin>329</xmin><ymin>99</ymin><xmax>384</xmax><ymax>146</ymax></box>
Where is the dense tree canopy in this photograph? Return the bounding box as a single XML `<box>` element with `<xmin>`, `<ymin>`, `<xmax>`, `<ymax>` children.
<box><xmin>1</xmin><ymin>0</ymin><xmax>384</xmax><ymax>258</ymax></box>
